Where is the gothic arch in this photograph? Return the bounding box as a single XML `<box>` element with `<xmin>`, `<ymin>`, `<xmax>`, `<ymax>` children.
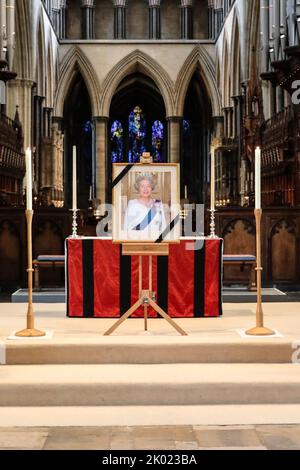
<box><xmin>175</xmin><ymin>46</ymin><xmax>221</xmax><ymax>117</ymax></box>
<box><xmin>100</xmin><ymin>50</ymin><xmax>174</xmax><ymax>117</ymax></box>
<box><xmin>54</xmin><ymin>47</ymin><xmax>101</xmax><ymax>117</ymax></box>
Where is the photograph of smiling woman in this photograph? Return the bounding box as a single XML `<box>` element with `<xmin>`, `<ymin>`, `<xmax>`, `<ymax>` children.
<box><xmin>123</xmin><ymin>173</ymin><xmax>167</xmax><ymax>236</ymax></box>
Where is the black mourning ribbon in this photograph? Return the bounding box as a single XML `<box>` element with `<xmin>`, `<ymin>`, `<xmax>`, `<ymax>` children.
<box><xmin>155</xmin><ymin>214</ymin><xmax>180</xmax><ymax>244</ymax></box>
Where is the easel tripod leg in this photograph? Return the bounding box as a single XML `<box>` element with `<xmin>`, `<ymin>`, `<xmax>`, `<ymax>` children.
<box><xmin>103</xmin><ymin>298</ymin><xmax>143</xmax><ymax>336</ymax></box>
<box><xmin>148</xmin><ymin>299</ymin><xmax>188</xmax><ymax>336</ymax></box>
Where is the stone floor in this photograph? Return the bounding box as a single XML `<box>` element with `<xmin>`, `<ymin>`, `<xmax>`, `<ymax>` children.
<box><xmin>0</xmin><ymin>425</ymin><xmax>300</xmax><ymax>450</ymax></box>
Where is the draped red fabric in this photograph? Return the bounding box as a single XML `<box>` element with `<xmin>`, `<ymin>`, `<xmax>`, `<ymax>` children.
<box><xmin>67</xmin><ymin>239</ymin><xmax>83</xmax><ymax>317</ymax></box>
<box><xmin>93</xmin><ymin>239</ymin><xmax>120</xmax><ymax>317</ymax></box>
<box><xmin>131</xmin><ymin>256</ymin><xmax>158</xmax><ymax>317</ymax></box>
<box><xmin>66</xmin><ymin>238</ymin><xmax>223</xmax><ymax>318</ymax></box>
<box><xmin>168</xmin><ymin>241</ymin><xmax>195</xmax><ymax>318</ymax></box>
<box><xmin>204</xmin><ymin>239</ymin><xmax>221</xmax><ymax>317</ymax></box>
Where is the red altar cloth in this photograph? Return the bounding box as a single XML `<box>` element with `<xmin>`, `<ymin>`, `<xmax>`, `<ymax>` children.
<box><xmin>66</xmin><ymin>238</ymin><xmax>223</xmax><ymax>318</ymax></box>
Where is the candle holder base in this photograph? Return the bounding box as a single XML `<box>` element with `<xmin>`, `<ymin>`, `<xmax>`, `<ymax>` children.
<box><xmin>15</xmin><ymin>328</ymin><xmax>46</xmax><ymax>338</ymax></box>
<box><xmin>209</xmin><ymin>209</ymin><xmax>218</xmax><ymax>239</ymax></box>
<box><xmin>245</xmin><ymin>326</ymin><xmax>276</xmax><ymax>336</ymax></box>
<box><xmin>71</xmin><ymin>209</ymin><xmax>79</xmax><ymax>238</ymax></box>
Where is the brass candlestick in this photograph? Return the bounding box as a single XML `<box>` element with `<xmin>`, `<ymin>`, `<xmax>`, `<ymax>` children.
<box><xmin>15</xmin><ymin>210</ymin><xmax>45</xmax><ymax>337</ymax></box>
<box><xmin>246</xmin><ymin>208</ymin><xmax>275</xmax><ymax>336</ymax></box>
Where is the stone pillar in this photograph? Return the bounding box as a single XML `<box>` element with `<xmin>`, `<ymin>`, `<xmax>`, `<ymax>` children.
<box><xmin>113</xmin><ymin>0</ymin><xmax>126</xmax><ymax>39</ymax></box>
<box><xmin>6</xmin><ymin>0</ymin><xmax>15</xmax><ymax>71</ymax></box>
<box><xmin>148</xmin><ymin>0</ymin><xmax>161</xmax><ymax>39</ymax></box>
<box><xmin>33</xmin><ymin>94</ymin><xmax>45</xmax><ymax>187</ymax></box>
<box><xmin>180</xmin><ymin>0</ymin><xmax>193</xmax><ymax>39</ymax></box>
<box><xmin>43</xmin><ymin>107</ymin><xmax>52</xmax><ymax>138</ymax></box>
<box><xmin>260</xmin><ymin>0</ymin><xmax>270</xmax><ymax>72</ymax></box>
<box><xmin>7</xmin><ymin>78</ymin><xmax>34</xmax><ymax>149</ymax></box>
<box><xmin>167</xmin><ymin>117</ymin><xmax>182</xmax><ymax>163</ymax></box>
<box><xmin>59</xmin><ymin>0</ymin><xmax>67</xmax><ymax>39</ymax></box>
<box><xmin>81</xmin><ymin>0</ymin><xmax>95</xmax><ymax>39</ymax></box>
<box><xmin>207</xmin><ymin>1</ymin><xmax>215</xmax><ymax>39</ymax></box>
<box><xmin>52</xmin><ymin>0</ymin><xmax>60</xmax><ymax>35</ymax></box>
<box><xmin>94</xmin><ymin>117</ymin><xmax>108</xmax><ymax>208</ymax></box>
<box><xmin>0</xmin><ymin>0</ymin><xmax>5</xmax><ymax>62</ymax></box>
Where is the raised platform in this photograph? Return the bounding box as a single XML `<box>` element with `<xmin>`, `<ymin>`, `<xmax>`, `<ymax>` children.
<box><xmin>11</xmin><ymin>288</ymin><xmax>65</xmax><ymax>303</ymax></box>
<box><xmin>11</xmin><ymin>287</ymin><xmax>288</xmax><ymax>304</ymax></box>
<box><xmin>0</xmin><ymin>302</ymin><xmax>299</xmax><ymax>426</ymax></box>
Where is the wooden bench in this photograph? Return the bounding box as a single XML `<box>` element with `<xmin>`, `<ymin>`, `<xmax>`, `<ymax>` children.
<box><xmin>33</xmin><ymin>255</ymin><xmax>65</xmax><ymax>289</ymax></box>
<box><xmin>223</xmin><ymin>254</ymin><xmax>257</xmax><ymax>291</ymax></box>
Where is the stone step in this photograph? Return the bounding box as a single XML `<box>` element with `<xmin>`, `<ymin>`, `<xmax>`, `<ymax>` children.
<box><xmin>3</xmin><ymin>338</ymin><xmax>294</xmax><ymax>365</ymax></box>
<box><xmin>0</xmin><ymin>363</ymin><xmax>299</xmax><ymax>407</ymax></box>
<box><xmin>2</xmin><ymin>404</ymin><xmax>300</xmax><ymax>427</ymax></box>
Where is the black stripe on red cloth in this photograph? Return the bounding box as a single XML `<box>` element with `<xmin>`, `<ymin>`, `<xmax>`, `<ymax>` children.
<box><xmin>218</xmin><ymin>239</ymin><xmax>223</xmax><ymax>317</ymax></box>
<box><xmin>66</xmin><ymin>241</ymin><xmax>70</xmax><ymax>317</ymax></box>
<box><xmin>120</xmin><ymin>246</ymin><xmax>132</xmax><ymax>315</ymax></box>
<box><xmin>194</xmin><ymin>239</ymin><xmax>205</xmax><ymax>317</ymax></box>
<box><xmin>157</xmin><ymin>255</ymin><xmax>168</xmax><ymax>312</ymax></box>
<box><xmin>82</xmin><ymin>239</ymin><xmax>94</xmax><ymax>317</ymax></box>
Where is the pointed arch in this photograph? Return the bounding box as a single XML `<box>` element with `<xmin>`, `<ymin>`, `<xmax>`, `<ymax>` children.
<box><xmin>54</xmin><ymin>47</ymin><xmax>101</xmax><ymax>117</ymax></box>
<box><xmin>175</xmin><ymin>46</ymin><xmax>221</xmax><ymax>117</ymax></box>
<box><xmin>100</xmin><ymin>50</ymin><xmax>174</xmax><ymax>117</ymax></box>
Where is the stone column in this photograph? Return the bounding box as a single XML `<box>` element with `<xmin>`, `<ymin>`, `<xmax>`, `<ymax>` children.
<box><xmin>167</xmin><ymin>117</ymin><xmax>182</xmax><ymax>163</ymax></box>
<box><xmin>148</xmin><ymin>0</ymin><xmax>161</xmax><ymax>39</ymax></box>
<box><xmin>6</xmin><ymin>0</ymin><xmax>15</xmax><ymax>71</ymax></box>
<box><xmin>94</xmin><ymin>117</ymin><xmax>108</xmax><ymax>208</ymax></box>
<box><xmin>52</xmin><ymin>0</ymin><xmax>60</xmax><ymax>35</ymax></box>
<box><xmin>7</xmin><ymin>78</ymin><xmax>34</xmax><ymax>149</ymax></box>
<box><xmin>81</xmin><ymin>0</ymin><xmax>95</xmax><ymax>39</ymax></box>
<box><xmin>113</xmin><ymin>0</ymin><xmax>126</xmax><ymax>39</ymax></box>
<box><xmin>207</xmin><ymin>1</ymin><xmax>215</xmax><ymax>39</ymax></box>
<box><xmin>59</xmin><ymin>0</ymin><xmax>67</xmax><ymax>38</ymax></box>
<box><xmin>180</xmin><ymin>0</ymin><xmax>193</xmax><ymax>39</ymax></box>
<box><xmin>260</xmin><ymin>0</ymin><xmax>270</xmax><ymax>72</ymax></box>
<box><xmin>0</xmin><ymin>0</ymin><xmax>5</xmax><ymax>62</ymax></box>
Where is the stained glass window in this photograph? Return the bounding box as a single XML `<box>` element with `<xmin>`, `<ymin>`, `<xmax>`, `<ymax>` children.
<box><xmin>183</xmin><ymin>119</ymin><xmax>190</xmax><ymax>134</ymax></box>
<box><xmin>82</xmin><ymin>120</ymin><xmax>93</xmax><ymax>183</ymax></box>
<box><xmin>111</xmin><ymin>120</ymin><xmax>124</xmax><ymax>163</ymax></box>
<box><xmin>151</xmin><ymin>120</ymin><xmax>164</xmax><ymax>162</ymax></box>
<box><xmin>128</xmin><ymin>106</ymin><xmax>146</xmax><ymax>163</ymax></box>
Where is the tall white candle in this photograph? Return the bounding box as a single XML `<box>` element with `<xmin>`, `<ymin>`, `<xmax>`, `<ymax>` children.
<box><xmin>184</xmin><ymin>185</ymin><xmax>187</xmax><ymax>199</ymax></box>
<box><xmin>255</xmin><ymin>146</ymin><xmax>261</xmax><ymax>209</ymax></box>
<box><xmin>210</xmin><ymin>146</ymin><xmax>215</xmax><ymax>210</ymax></box>
<box><xmin>25</xmin><ymin>148</ymin><xmax>32</xmax><ymax>210</ymax></box>
<box><xmin>72</xmin><ymin>146</ymin><xmax>77</xmax><ymax>211</ymax></box>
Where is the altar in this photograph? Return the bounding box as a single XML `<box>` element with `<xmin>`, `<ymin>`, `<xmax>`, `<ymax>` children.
<box><xmin>66</xmin><ymin>237</ymin><xmax>223</xmax><ymax>318</ymax></box>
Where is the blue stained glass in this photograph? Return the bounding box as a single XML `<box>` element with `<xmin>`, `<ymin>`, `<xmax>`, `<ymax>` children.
<box><xmin>152</xmin><ymin>120</ymin><xmax>164</xmax><ymax>162</ymax></box>
<box><xmin>111</xmin><ymin>120</ymin><xmax>124</xmax><ymax>163</ymax></box>
<box><xmin>128</xmin><ymin>106</ymin><xmax>146</xmax><ymax>163</ymax></box>
<box><xmin>183</xmin><ymin>119</ymin><xmax>190</xmax><ymax>133</ymax></box>
<box><xmin>82</xmin><ymin>120</ymin><xmax>93</xmax><ymax>183</ymax></box>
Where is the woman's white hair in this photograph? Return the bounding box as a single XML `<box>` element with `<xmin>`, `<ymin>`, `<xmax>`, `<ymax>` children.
<box><xmin>134</xmin><ymin>173</ymin><xmax>156</xmax><ymax>191</ymax></box>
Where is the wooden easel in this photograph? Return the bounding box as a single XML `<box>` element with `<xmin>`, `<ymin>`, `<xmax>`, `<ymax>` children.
<box><xmin>103</xmin><ymin>243</ymin><xmax>188</xmax><ymax>336</ymax></box>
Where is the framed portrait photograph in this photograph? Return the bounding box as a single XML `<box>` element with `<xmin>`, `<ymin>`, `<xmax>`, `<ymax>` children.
<box><xmin>112</xmin><ymin>163</ymin><xmax>180</xmax><ymax>243</ymax></box>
